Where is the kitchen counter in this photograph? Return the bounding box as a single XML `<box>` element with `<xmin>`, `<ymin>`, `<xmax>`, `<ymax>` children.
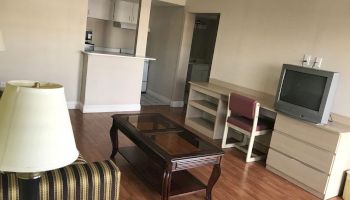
<box><xmin>79</xmin><ymin>51</ymin><xmax>153</xmax><ymax>113</ymax></box>
<box><xmin>82</xmin><ymin>51</ymin><xmax>156</xmax><ymax>61</ymax></box>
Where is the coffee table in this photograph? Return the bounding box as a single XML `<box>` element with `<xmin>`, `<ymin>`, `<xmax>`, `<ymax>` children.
<box><xmin>110</xmin><ymin>113</ymin><xmax>224</xmax><ymax>200</ymax></box>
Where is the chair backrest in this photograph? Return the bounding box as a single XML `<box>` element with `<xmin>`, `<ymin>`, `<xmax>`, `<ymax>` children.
<box><xmin>229</xmin><ymin>93</ymin><xmax>258</xmax><ymax>120</ymax></box>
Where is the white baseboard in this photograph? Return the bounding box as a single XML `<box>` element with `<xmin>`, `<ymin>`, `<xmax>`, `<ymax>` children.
<box><xmin>79</xmin><ymin>103</ymin><xmax>141</xmax><ymax>113</ymax></box>
<box><xmin>170</xmin><ymin>101</ymin><xmax>184</xmax><ymax>107</ymax></box>
<box><xmin>146</xmin><ymin>89</ymin><xmax>184</xmax><ymax>107</ymax></box>
<box><xmin>77</xmin><ymin>102</ymin><xmax>84</xmax><ymax>111</ymax></box>
<box><xmin>146</xmin><ymin>89</ymin><xmax>171</xmax><ymax>104</ymax></box>
<box><xmin>67</xmin><ymin>101</ymin><xmax>79</xmax><ymax>109</ymax></box>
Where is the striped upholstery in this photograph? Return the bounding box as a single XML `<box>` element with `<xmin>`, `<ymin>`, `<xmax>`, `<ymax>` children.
<box><xmin>0</xmin><ymin>157</ymin><xmax>120</xmax><ymax>200</ymax></box>
<box><xmin>72</xmin><ymin>154</ymin><xmax>88</xmax><ymax>165</ymax></box>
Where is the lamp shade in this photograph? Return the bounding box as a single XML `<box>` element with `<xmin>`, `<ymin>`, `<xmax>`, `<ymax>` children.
<box><xmin>0</xmin><ymin>80</ymin><xmax>79</xmax><ymax>173</ymax></box>
<box><xmin>0</xmin><ymin>31</ymin><xmax>5</xmax><ymax>51</ymax></box>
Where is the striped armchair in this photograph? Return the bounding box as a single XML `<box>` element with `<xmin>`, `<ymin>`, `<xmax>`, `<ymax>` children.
<box><xmin>0</xmin><ymin>155</ymin><xmax>120</xmax><ymax>200</ymax></box>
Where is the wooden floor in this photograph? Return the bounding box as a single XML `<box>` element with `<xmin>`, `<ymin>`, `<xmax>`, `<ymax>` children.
<box><xmin>69</xmin><ymin>106</ymin><xmax>341</xmax><ymax>200</ymax></box>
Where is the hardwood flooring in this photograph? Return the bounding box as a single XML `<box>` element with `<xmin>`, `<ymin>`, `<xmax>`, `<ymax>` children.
<box><xmin>69</xmin><ymin>106</ymin><xmax>341</xmax><ymax>200</ymax></box>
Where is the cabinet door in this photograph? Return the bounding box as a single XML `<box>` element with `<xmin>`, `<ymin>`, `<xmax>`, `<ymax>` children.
<box><xmin>114</xmin><ymin>0</ymin><xmax>133</xmax><ymax>23</ymax></box>
<box><xmin>88</xmin><ymin>0</ymin><xmax>113</xmax><ymax>20</ymax></box>
<box><xmin>131</xmin><ymin>2</ymin><xmax>139</xmax><ymax>24</ymax></box>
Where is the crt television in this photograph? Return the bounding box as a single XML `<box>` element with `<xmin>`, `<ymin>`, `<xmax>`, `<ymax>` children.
<box><xmin>275</xmin><ymin>64</ymin><xmax>339</xmax><ymax>124</ymax></box>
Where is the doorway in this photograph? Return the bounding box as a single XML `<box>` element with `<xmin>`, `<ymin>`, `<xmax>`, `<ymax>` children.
<box><xmin>141</xmin><ymin>2</ymin><xmax>186</xmax><ymax>106</ymax></box>
<box><xmin>184</xmin><ymin>13</ymin><xmax>220</xmax><ymax>104</ymax></box>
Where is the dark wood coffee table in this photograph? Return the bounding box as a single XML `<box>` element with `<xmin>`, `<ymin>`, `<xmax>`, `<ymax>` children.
<box><xmin>110</xmin><ymin>113</ymin><xmax>224</xmax><ymax>200</ymax></box>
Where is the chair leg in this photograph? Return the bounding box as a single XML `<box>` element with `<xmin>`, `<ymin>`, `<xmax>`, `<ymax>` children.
<box><xmin>246</xmin><ymin>133</ymin><xmax>256</xmax><ymax>162</ymax></box>
<box><xmin>221</xmin><ymin>123</ymin><xmax>230</xmax><ymax>148</ymax></box>
<box><xmin>241</xmin><ymin>135</ymin><xmax>248</xmax><ymax>146</ymax></box>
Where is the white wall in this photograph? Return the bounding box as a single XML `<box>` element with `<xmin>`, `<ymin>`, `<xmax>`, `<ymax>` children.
<box><xmin>186</xmin><ymin>0</ymin><xmax>350</xmax><ymax>117</ymax></box>
<box><xmin>171</xmin><ymin>12</ymin><xmax>195</xmax><ymax>105</ymax></box>
<box><xmin>135</xmin><ymin>0</ymin><xmax>152</xmax><ymax>56</ymax></box>
<box><xmin>0</xmin><ymin>0</ymin><xmax>87</xmax><ymax>105</ymax></box>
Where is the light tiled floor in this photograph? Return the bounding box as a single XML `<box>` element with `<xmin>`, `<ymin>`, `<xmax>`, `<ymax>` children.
<box><xmin>141</xmin><ymin>93</ymin><xmax>169</xmax><ymax>106</ymax></box>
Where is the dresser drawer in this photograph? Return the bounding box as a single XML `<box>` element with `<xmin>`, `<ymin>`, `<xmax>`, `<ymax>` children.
<box><xmin>274</xmin><ymin>114</ymin><xmax>339</xmax><ymax>152</ymax></box>
<box><xmin>270</xmin><ymin>131</ymin><xmax>335</xmax><ymax>174</ymax></box>
<box><xmin>267</xmin><ymin>149</ymin><xmax>329</xmax><ymax>193</ymax></box>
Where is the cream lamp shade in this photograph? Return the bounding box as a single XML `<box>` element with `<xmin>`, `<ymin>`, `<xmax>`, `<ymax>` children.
<box><xmin>0</xmin><ymin>31</ymin><xmax>5</xmax><ymax>51</ymax></box>
<box><xmin>0</xmin><ymin>80</ymin><xmax>79</xmax><ymax>173</ymax></box>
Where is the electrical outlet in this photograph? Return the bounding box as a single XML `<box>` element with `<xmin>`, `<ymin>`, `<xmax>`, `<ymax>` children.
<box><xmin>314</xmin><ymin>57</ymin><xmax>323</xmax><ymax>68</ymax></box>
<box><xmin>302</xmin><ymin>54</ymin><xmax>312</xmax><ymax>67</ymax></box>
<box><xmin>0</xmin><ymin>81</ymin><xmax>6</xmax><ymax>88</ymax></box>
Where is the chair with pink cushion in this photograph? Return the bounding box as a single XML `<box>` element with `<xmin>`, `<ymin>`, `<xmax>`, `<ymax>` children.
<box><xmin>221</xmin><ymin>93</ymin><xmax>273</xmax><ymax>162</ymax></box>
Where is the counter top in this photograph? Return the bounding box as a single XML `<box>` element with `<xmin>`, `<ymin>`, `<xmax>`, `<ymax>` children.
<box><xmin>82</xmin><ymin>51</ymin><xmax>156</xmax><ymax>61</ymax></box>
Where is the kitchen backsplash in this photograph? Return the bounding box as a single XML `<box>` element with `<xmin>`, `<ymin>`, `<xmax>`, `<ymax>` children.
<box><xmin>86</xmin><ymin>17</ymin><xmax>136</xmax><ymax>50</ymax></box>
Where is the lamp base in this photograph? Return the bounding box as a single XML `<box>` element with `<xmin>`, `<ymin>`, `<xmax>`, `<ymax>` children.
<box><xmin>17</xmin><ymin>173</ymin><xmax>42</xmax><ymax>200</ymax></box>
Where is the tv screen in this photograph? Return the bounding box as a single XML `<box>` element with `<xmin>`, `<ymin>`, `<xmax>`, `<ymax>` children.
<box><xmin>275</xmin><ymin>64</ymin><xmax>339</xmax><ymax>124</ymax></box>
<box><xmin>280</xmin><ymin>70</ymin><xmax>327</xmax><ymax>111</ymax></box>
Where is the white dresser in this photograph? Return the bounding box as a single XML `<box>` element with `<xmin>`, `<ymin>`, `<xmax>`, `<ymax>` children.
<box><xmin>267</xmin><ymin>113</ymin><xmax>350</xmax><ymax>199</ymax></box>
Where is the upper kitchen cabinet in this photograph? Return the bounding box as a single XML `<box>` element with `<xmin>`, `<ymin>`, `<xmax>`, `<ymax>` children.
<box><xmin>88</xmin><ymin>0</ymin><xmax>114</xmax><ymax>20</ymax></box>
<box><xmin>113</xmin><ymin>0</ymin><xmax>139</xmax><ymax>25</ymax></box>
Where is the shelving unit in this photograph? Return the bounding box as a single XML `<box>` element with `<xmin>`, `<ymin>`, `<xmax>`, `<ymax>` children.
<box><xmin>186</xmin><ymin>117</ymin><xmax>215</xmax><ymax>137</ymax></box>
<box><xmin>185</xmin><ymin>80</ymin><xmax>276</xmax><ymax>140</ymax></box>
<box><xmin>188</xmin><ymin>100</ymin><xmax>217</xmax><ymax>116</ymax></box>
<box><xmin>185</xmin><ymin>84</ymin><xmax>227</xmax><ymax>139</ymax></box>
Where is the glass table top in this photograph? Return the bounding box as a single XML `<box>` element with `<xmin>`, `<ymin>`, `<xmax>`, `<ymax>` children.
<box><xmin>149</xmin><ymin>131</ymin><xmax>202</xmax><ymax>155</ymax></box>
<box><xmin>115</xmin><ymin>113</ymin><xmax>222</xmax><ymax>158</ymax></box>
<box><xmin>125</xmin><ymin>114</ymin><xmax>179</xmax><ymax>132</ymax></box>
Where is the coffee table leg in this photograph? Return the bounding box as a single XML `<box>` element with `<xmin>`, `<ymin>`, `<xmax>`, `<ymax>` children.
<box><xmin>161</xmin><ymin>169</ymin><xmax>172</xmax><ymax>200</ymax></box>
<box><xmin>110</xmin><ymin>120</ymin><xmax>119</xmax><ymax>158</ymax></box>
<box><xmin>206</xmin><ymin>163</ymin><xmax>221</xmax><ymax>200</ymax></box>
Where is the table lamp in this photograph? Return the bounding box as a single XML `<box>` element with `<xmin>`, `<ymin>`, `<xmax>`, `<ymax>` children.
<box><xmin>0</xmin><ymin>31</ymin><xmax>5</xmax><ymax>95</ymax></box>
<box><xmin>0</xmin><ymin>30</ymin><xmax>5</xmax><ymax>51</ymax></box>
<box><xmin>0</xmin><ymin>80</ymin><xmax>79</xmax><ymax>200</ymax></box>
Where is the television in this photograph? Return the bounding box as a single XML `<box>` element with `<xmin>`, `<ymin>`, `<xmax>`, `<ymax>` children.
<box><xmin>275</xmin><ymin>64</ymin><xmax>339</xmax><ymax>124</ymax></box>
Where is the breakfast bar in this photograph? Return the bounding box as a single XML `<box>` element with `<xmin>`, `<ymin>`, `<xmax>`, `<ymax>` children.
<box><xmin>79</xmin><ymin>51</ymin><xmax>155</xmax><ymax>113</ymax></box>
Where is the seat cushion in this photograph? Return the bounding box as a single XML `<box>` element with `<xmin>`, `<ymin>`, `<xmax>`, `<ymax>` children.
<box><xmin>0</xmin><ymin>160</ymin><xmax>120</xmax><ymax>200</ymax></box>
<box><xmin>227</xmin><ymin>116</ymin><xmax>274</xmax><ymax>132</ymax></box>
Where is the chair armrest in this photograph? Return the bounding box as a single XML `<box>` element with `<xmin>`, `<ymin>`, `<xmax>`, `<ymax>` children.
<box><xmin>0</xmin><ymin>160</ymin><xmax>120</xmax><ymax>200</ymax></box>
<box><xmin>40</xmin><ymin>160</ymin><xmax>120</xmax><ymax>200</ymax></box>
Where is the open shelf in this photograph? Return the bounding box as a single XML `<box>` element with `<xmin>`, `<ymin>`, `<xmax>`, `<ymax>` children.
<box><xmin>118</xmin><ymin>146</ymin><xmax>206</xmax><ymax>197</ymax></box>
<box><xmin>186</xmin><ymin>84</ymin><xmax>228</xmax><ymax>139</ymax></box>
<box><xmin>185</xmin><ymin>117</ymin><xmax>215</xmax><ymax>138</ymax></box>
<box><xmin>189</xmin><ymin>100</ymin><xmax>217</xmax><ymax>116</ymax></box>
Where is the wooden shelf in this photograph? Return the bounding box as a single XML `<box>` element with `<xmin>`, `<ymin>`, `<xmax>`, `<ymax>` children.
<box><xmin>185</xmin><ymin>83</ymin><xmax>229</xmax><ymax>139</ymax></box>
<box><xmin>191</xmin><ymin>86</ymin><xmax>221</xmax><ymax>99</ymax></box>
<box><xmin>186</xmin><ymin>81</ymin><xmax>278</xmax><ymax>140</ymax></box>
<box><xmin>185</xmin><ymin>117</ymin><xmax>214</xmax><ymax>138</ymax></box>
<box><xmin>189</xmin><ymin>100</ymin><xmax>217</xmax><ymax>116</ymax></box>
<box><xmin>119</xmin><ymin>146</ymin><xmax>206</xmax><ymax>197</ymax></box>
